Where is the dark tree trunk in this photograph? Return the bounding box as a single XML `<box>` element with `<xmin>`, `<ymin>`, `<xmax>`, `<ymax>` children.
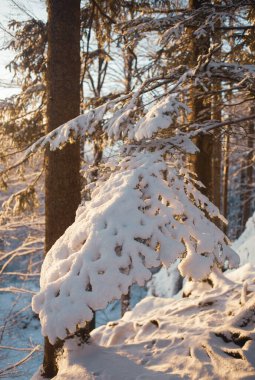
<box><xmin>189</xmin><ymin>0</ymin><xmax>213</xmax><ymax>201</ymax></box>
<box><xmin>121</xmin><ymin>37</ymin><xmax>135</xmax><ymax>316</ymax></box>
<box><xmin>211</xmin><ymin>6</ymin><xmax>222</xmax><ymax>212</ymax></box>
<box><xmin>43</xmin><ymin>0</ymin><xmax>81</xmax><ymax>377</ymax></box>
<box><xmin>241</xmin><ymin>123</ymin><xmax>254</xmax><ymax>230</ymax></box>
<box><xmin>211</xmin><ymin>126</ymin><xmax>222</xmax><ymax>210</ymax></box>
<box><xmin>121</xmin><ymin>292</ymin><xmax>130</xmax><ymax>316</ymax></box>
<box><xmin>211</xmin><ymin>81</ymin><xmax>222</xmax><ymax>228</ymax></box>
<box><xmin>223</xmin><ymin>132</ymin><xmax>229</xmax><ymax>234</ymax></box>
<box><xmin>240</xmin><ymin>6</ymin><xmax>255</xmax><ymax>231</ymax></box>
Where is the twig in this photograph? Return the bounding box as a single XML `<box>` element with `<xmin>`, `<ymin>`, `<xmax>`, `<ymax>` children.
<box><xmin>0</xmin><ymin>287</ymin><xmax>36</xmax><ymax>295</ymax></box>
<box><xmin>0</xmin><ymin>345</ymin><xmax>42</xmax><ymax>352</ymax></box>
<box><xmin>191</xmin><ymin>114</ymin><xmax>255</xmax><ymax>136</ymax></box>
<box><xmin>0</xmin><ymin>302</ymin><xmax>16</xmax><ymax>343</ymax></box>
<box><xmin>0</xmin><ymin>345</ymin><xmax>40</xmax><ymax>376</ymax></box>
<box><xmin>1</xmin><ymin>272</ymin><xmax>40</xmax><ymax>277</ymax></box>
<box><xmin>0</xmin><ymin>248</ymin><xmax>43</xmax><ymax>274</ymax></box>
<box><xmin>91</xmin><ymin>0</ymin><xmax>116</xmax><ymax>24</ymax></box>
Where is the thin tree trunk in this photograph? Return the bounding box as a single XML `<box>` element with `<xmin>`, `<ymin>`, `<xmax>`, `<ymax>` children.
<box><xmin>211</xmin><ymin>80</ymin><xmax>222</xmax><ymax>229</ymax></box>
<box><xmin>211</xmin><ymin>4</ymin><xmax>222</xmax><ymax>212</ymax></box>
<box><xmin>223</xmin><ymin>132</ymin><xmax>229</xmax><ymax>234</ymax></box>
<box><xmin>121</xmin><ymin>293</ymin><xmax>130</xmax><ymax>316</ymax></box>
<box><xmin>43</xmin><ymin>0</ymin><xmax>81</xmax><ymax>377</ymax></box>
<box><xmin>241</xmin><ymin>122</ymin><xmax>254</xmax><ymax>229</ymax></box>
<box><xmin>211</xmin><ymin>109</ymin><xmax>222</xmax><ymax>210</ymax></box>
<box><xmin>121</xmin><ymin>35</ymin><xmax>134</xmax><ymax>316</ymax></box>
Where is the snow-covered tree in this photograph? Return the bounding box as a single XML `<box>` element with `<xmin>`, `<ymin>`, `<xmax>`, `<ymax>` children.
<box><xmin>32</xmin><ymin>140</ymin><xmax>239</xmax><ymax>343</ymax></box>
<box><xmin>28</xmin><ymin>85</ymin><xmax>240</xmax><ymax>343</ymax></box>
<box><xmin>18</xmin><ymin>0</ymin><xmax>254</xmax><ymax>346</ymax></box>
<box><xmin>2</xmin><ymin>1</ymin><xmax>255</xmax><ymax>376</ymax></box>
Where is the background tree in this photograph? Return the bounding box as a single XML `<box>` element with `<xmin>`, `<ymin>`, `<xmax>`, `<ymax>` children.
<box><xmin>43</xmin><ymin>0</ymin><xmax>81</xmax><ymax>377</ymax></box>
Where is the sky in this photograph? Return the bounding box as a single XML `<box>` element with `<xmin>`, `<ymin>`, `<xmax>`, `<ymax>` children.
<box><xmin>0</xmin><ymin>0</ymin><xmax>46</xmax><ymax>100</ymax></box>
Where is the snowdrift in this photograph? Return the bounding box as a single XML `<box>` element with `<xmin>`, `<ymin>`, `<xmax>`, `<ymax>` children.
<box><xmin>33</xmin><ymin>264</ymin><xmax>255</xmax><ymax>380</ymax></box>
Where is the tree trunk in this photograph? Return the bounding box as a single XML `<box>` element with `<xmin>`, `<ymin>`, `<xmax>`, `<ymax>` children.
<box><xmin>211</xmin><ymin>4</ymin><xmax>222</xmax><ymax>212</ymax></box>
<box><xmin>121</xmin><ymin>36</ymin><xmax>134</xmax><ymax>316</ymax></box>
<box><xmin>189</xmin><ymin>0</ymin><xmax>213</xmax><ymax>201</ymax></box>
<box><xmin>43</xmin><ymin>0</ymin><xmax>81</xmax><ymax>377</ymax></box>
<box><xmin>240</xmin><ymin>6</ymin><xmax>255</xmax><ymax>231</ymax></box>
<box><xmin>211</xmin><ymin>105</ymin><xmax>222</xmax><ymax>210</ymax></box>
<box><xmin>241</xmin><ymin>122</ymin><xmax>254</xmax><ymax>230</ymax></box>
<box><xmin>223</xmin><ymin>132</ymin><xmax>229</xmax><ymax>234</ymax></box>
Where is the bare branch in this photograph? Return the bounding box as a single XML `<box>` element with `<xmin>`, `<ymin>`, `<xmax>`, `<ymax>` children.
<box><xmin>0</xmin><ymin>345</ymin><xmax>40</xmax><ymax>377</ymax></box>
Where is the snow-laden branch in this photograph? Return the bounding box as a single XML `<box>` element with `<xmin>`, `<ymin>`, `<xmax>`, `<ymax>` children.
<box><xmin>32</xmin><ymin>150</ymin><xmax>239</xmax><ymax>343</ymax></box>
<box><xmin>205</xmin><ymin>62</ymin><xmax>255</xmax><ymax>92</ymax></box>
<box><xmin>122</xmin><ymin>1</ymin><xmax>250</xmax><ymax>42</ymax></box>
<box><xmin>1</xmin><ymin>56</ymin><xmax>255</xmax><ymax>180</ymax></box>
<box><xmin>129</xmin><ymin>94</ymin><xmax>190</xmax><ymax>140</ymax></box>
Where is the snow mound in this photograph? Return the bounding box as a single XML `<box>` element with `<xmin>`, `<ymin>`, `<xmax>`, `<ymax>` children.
<box><xmin>38</xmin><ymin>265</ymin><xmax>255</xmax><ymax>380</ymax></box>
<box><xmin>32</xmin><ymin>151</ymin><xmax>239</xmax><ymax>344</ymax></box>
<box><xmin>232</xmin><ymin>212</ymin><xmax>255</xmax><ymax>266</ymax></box>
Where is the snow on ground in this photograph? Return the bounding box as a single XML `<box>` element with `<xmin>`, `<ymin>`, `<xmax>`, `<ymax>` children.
<box><xmin>33</xmin><ymin>263</ymin><xmax>255</xmax><ymax>380</ymax></box>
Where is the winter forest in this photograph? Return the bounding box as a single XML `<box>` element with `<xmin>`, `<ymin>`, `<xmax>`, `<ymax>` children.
<box><xmin>0</xmin><ymin>0</ymin><xmax>255</xmax><ymax>379</ymax></box>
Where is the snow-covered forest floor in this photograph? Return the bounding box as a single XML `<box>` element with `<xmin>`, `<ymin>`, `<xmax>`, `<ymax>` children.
<box><xmin>1</xmin><ymin>184</ymin><xmax>255</xmax><ymax>379</ymax></box>
<box><xmin>43</xmin><ymin>264</ymin><xmax>255</xmax><ymax>380</ymax></box>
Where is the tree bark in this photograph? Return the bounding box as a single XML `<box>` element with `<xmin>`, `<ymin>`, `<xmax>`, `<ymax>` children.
<box><xmin>223</xmin><ymin>131</ymin><xmax>229</xmax><ymax>234</ymax></box>
<box><xmin>121</xmin><ymin>36</ymin><xmax>135</xmax><ymax>316</ymax></box>
<box><xmin>241</xmin><ymin>122</ymin><xmax>254</xmax><ymax>230</ymax></box>
<box><xmin>211</xmin><ymin>103</ymin><xmax>222</xmax><ymax>210</ymax></box>
<box><xmin>189</xmin><ymin>0</ymin><xmax>213</xmax><ymax>201</ymax></box>
<box><xmin>211</xmin><ymin>3</ymin><xmax>222</xmax><ymax>212</ymax></box>
<box><xmin>43</xmin><ymin>0</ymin><xmax>81</xmax><ymax>377</ymax></box>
